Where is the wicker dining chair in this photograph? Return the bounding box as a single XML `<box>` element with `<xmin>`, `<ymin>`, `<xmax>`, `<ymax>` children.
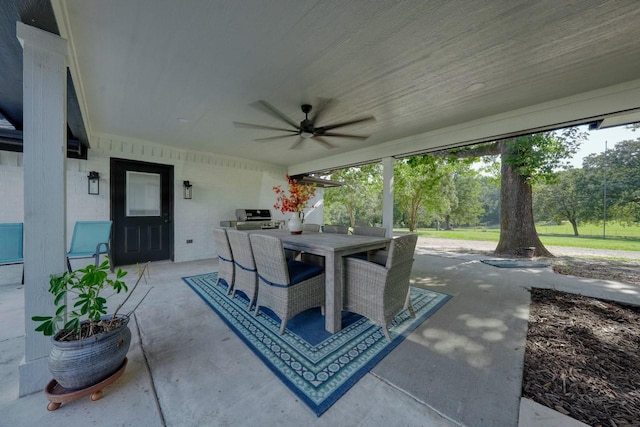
<box><xmin>350</xmin><ymin>225</ymin><xmax>388</xmax><ymax>260</ymax></box>
<box><xmin>303</xmin><ymin>223</ymin><xmax>321</xmax><ymax>232</ymax></box>
<box><xmin>352</xmin><ymin>225</ymin><xmax>386</xmax><ymax>237</ymax></box>
<box><xmin>236</xmin><ymin>222</ymin><xmax>262</xmax><ymax>230</ymax></box>
<box><xmin>212</xmin><ymin>228</ymin><xmax>235</xmax><ymax>294</ymax></box>
<box><xmin>226</xmin><ymin>229</ymin><xmax>259</xmax><ymax>310</ymax></box>
<box><xmin>322</xmin><ymin>224</ymin><xmax>348</xmax><ymax>234</ymax></box>
<box><xmin>343</xmin><ymin>233</ymin><xmax>418</xmax><ymax>341</ymax></box>
<box><xmin>249</xmin><ymin>233</ymin><xmax>325</xmax><ymax>335</ymax></box>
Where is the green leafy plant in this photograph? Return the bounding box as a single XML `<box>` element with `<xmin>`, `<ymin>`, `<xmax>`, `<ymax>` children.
<box><xmin>32</xmin><ymin>259</ymin><xmax>151</xmax><ymax>340</ymax></box>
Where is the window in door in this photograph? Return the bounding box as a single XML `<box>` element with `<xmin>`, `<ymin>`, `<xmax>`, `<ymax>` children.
<box><xmin>126</xmin><ymin>171</ymin><xmax>161</xmax><ymax>217</ymax></box>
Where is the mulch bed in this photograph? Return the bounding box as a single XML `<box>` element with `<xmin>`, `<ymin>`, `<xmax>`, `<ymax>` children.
<box><xmin>523</xmin><ymin>288</ymin><xmax>640</xmax><ymax>426</ymax></box>
<box><xmin>551</xmin><ymin>257</ymin><xmax>640</xmax><ymax>287</ymax></box>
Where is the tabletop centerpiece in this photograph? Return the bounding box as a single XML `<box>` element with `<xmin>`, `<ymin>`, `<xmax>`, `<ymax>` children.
<box><xmin>273</xmin><ymin>175</ymin><xmax>316</xmax><ymax>234</ymax></box>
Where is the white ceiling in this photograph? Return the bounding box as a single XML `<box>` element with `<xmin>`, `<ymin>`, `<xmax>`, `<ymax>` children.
<box><xmin>54</xmin><ymin>0</ymin><xmax>640</xmax><ymax>171</ymax></box>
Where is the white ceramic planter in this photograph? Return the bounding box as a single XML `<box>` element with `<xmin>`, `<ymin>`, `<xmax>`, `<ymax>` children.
<box><xmin>288</xmin><ymin>212</ymin><xmax>303</xmax><ymax>234</ymax></box>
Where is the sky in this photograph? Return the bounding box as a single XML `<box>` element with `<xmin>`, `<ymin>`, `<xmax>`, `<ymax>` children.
<box><xmin>569</xmin><ymin>124</ymin><xmax>638</xmax><ymax>168</ymax></box>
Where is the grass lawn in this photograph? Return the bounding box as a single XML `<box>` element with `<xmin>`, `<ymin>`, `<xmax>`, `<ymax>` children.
<box><xmin>402</xmin><ymin>227</ymin><xmax>640</xmax><ymax>252</ymax></box>
<box><xmin>536</xmin><ymin>222</ymin><xmax>640</xmax><ymax>239</ymax></box>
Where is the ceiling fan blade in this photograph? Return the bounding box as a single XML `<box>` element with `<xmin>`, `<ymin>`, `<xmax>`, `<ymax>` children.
<box><xmin>321</xmin><ymin>115</ymin><xmax>376</xmax><ymax>131</ymax></box>
<box><xmin>233</xmin><ymin>121</ymin><xmax>297</xmax><ymax>132</ymax></box>
<box><xmin>323</xmin><ymin>132</ymin><xmax>369</xmax><ymax>140</ymax></box>
<box><xmin>289</xmin><ymin>137</ymin><xmax>305</xmax><ymax>150</ymax></box>
<box><xmin>253</xmin><ymin>134</ymin><xmax>299</xmax><ymax>141</ymax></box>
<box><xmin>312</xmin><ymin>136</ymin><xmax>335</xmax><ymax>149</ymax></box>
<box><xmin>310</xmin><ymin>98</ymin><xmax>333</xmax><ymax>125</ymax></box>
<box><xmin>257</xmin><ymin>100</ymin><xmax>299</xmax><ymax>129</ymax></box>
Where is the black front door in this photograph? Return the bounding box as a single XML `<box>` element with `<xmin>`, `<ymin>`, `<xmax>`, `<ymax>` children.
<box><xmin>110</xmin><ymin>158</ymin><xmax>173</xmax><ymax>266</ymax></box>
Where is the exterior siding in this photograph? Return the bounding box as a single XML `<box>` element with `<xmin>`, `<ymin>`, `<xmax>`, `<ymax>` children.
<box><xmin>0</xmin><ymin>134</ymin><xmax>325</xmax><ymax>272</ymax></box>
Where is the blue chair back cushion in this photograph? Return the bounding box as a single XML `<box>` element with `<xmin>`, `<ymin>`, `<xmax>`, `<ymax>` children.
<box><xmin>287</xmin><ymin>260</ymin><xmax>324</xmax><ymax>286</ymax></box>
<box><xmin>68</xmin><ymin>221</ymin><xmax>112</xmax><ymax>256</ymax></box>
<box><xmin>0</xmin><ymin>223</ymin><xmax>24</xmax><ymax>264</ymax></box>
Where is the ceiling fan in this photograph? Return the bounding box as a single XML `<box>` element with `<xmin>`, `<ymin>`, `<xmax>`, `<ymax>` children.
<box><xmin>233</xmin><ymin>99</ymin><xmax>375</xmax><ymax>149</ymax></box>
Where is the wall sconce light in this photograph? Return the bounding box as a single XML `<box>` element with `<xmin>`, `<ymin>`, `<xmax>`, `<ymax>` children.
<box><xmin>88</xmin><ymin>171</ymin><xmax>100</xmax><ymax>195</ymax></box>
<box><xmin>183</xmin><ymin>180</ymin><xmax>193</xmax><ymax>199</ymax></box>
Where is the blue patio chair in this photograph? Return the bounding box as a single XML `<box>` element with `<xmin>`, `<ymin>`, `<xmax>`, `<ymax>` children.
<box><xmin>0</xmin><ymin>223</ymin><xmax>24</xmax><ymax>284</ymax></box>
<box><xmin>67</xmin><ymin>221</ymin><xmax>113</xmax><ymax>272</ymax></box>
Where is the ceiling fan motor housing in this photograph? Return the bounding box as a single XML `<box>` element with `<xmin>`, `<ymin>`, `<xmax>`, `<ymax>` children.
<box><xmin>233</xmin><ymin>100</ymin><xmax>374</xmax><ymax>148</ymax></box>
<box><xmin>300</xmin><ymin>105</ymin><xmax>316</xmax><ymax>137</ymax></box>
<box><xmin>300</xmin><ymin>120</ymin><xmax>317</xmax><ymax>136</ymax></box>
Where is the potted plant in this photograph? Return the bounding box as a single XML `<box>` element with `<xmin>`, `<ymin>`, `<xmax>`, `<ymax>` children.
<box><xmin>273</xmin><ymin>175</ymin><xmax>317</xmax><ymax>234</ymax></box>
<box><xmin>32</xmin><ymin>259</ymin><xmax>151</xmax><ymax>391</ymax></box>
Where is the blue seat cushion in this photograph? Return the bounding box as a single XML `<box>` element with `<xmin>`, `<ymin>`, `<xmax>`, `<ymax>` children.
<box><xmin>347</xmin><ymin>252</ymin><xmax>368</xmax><ymax>260</ymax></box>
<box><xmin>287</xmin><ymin>260</ymin><xmax>324</xmax><ymax>285</ymax></box>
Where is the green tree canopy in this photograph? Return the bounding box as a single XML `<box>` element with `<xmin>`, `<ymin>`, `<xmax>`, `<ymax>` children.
<box><xmin>448</xmin><ymin>164</ymin><xmax>483</xmax><ymax>227</ymax></box>
<box><xmin>477</xmin><ymin>176</ymin><xmax>500</xmax><ymax>225</ymax></box>
<box><xmin>323</xmin><ymin>163</ymin><xmax>382</xmax><ymax>227</ymax></box>
<box><xmin>393</xmin><ymin>156</ymin><xmax>483</xmax><ymax>230</ymax></box>
<box><xmin>581</xmin><ymin>138</ymin><xmax>640</xmax><ymax>224</ymax></box>
<box><xmin>394</xmin><ymin>155</ymin><xmax>452</xmax><ymax>231</ymax></box>
<box><xmin>534</xmin><ymin>168</ymin><xmax>588</xmax><ymax>236</ymax></box>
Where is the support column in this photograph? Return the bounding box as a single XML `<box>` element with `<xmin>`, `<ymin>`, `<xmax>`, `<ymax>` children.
<box><xmin>17</xmin><ymin>22</ymin><xmax>68</xmax><ymax>396</ymax></box>
<box><xmin>382</xmin><ymin>157</ymin><xmax>395</xmax><ymax>237</ymax></box>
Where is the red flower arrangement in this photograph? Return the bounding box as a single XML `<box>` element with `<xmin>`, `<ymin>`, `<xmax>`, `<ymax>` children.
<box><xmin>273</xmin><ymin>175</ymin><xmax>317</xmax><ymax>214</ymax></box>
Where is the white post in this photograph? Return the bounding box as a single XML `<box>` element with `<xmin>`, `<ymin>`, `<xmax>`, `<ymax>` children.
<box><xmin>382</xmin><ymin>157</ymin><xmax>395</xmax><ymax>237</ymax></box>
<box><xmin>17</xmin><ymin>22</ymin><xmax>68</xmax><ymax>396</ymax></box>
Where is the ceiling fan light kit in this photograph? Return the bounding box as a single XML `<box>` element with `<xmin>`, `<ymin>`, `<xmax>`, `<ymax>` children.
<box><xmin>233</xmin><ymin>100</ymin><xmax>375</xmax><ymax>150</ymax></box>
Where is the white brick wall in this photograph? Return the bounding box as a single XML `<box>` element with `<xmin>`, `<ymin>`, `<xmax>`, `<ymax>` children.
<box><xmin>0</xmin><ymin>133</ymin><xmax>327</xmax><ymax>267</ymax></box>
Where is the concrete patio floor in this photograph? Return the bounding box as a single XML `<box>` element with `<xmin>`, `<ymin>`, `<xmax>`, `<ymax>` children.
<box><xmin>1</xmin><ymin>238</ymin><xmax>637</xmax><ymax>426</ymax></box>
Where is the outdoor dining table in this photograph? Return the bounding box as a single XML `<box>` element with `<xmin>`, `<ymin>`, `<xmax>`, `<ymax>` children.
<box><xmin>251</xmin><ymin>229</ymin><xmax>390</xmax><ymax>333</ymax></box>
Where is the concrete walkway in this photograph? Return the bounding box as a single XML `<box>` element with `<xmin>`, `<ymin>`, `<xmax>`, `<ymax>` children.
<box><xmin>1</xmin><ymin>240</ymin><xmax>637</xmax><ymax>426</ymax></box>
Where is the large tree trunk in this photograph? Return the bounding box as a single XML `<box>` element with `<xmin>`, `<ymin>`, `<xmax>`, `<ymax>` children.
<box><xmin>495</xmin><ymin>142</ymin><xmax>553</xmax><ymax>257</ymax></box>
<box><xmin>432</xmin><ymin>138</ymin><xmax>555</xmax><ymax>257</ymax></box>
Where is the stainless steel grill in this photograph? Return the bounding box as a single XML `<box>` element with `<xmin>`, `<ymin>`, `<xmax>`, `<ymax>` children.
<box><xmin>220</xmin><ymin>209</ymin><xmax>284</xmax><ymax>230</ymax></box>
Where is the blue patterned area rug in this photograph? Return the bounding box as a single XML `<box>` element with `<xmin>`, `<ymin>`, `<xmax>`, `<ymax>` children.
<box><xmin>481</xmin><ymin>259</ymin><xmax>550</xmax><ymax>268</ymax></box>
<box><xmin>183</xmin><ymin>272</ymin><xmax>451</xmax><ymax>416</ymax></box>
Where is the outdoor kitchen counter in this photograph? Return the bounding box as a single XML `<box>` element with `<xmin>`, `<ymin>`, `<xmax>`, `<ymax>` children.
<box><xmin>250</xmin><ymin>230</ymin><xmax>390</xmax><ymax>333</ymax></box>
